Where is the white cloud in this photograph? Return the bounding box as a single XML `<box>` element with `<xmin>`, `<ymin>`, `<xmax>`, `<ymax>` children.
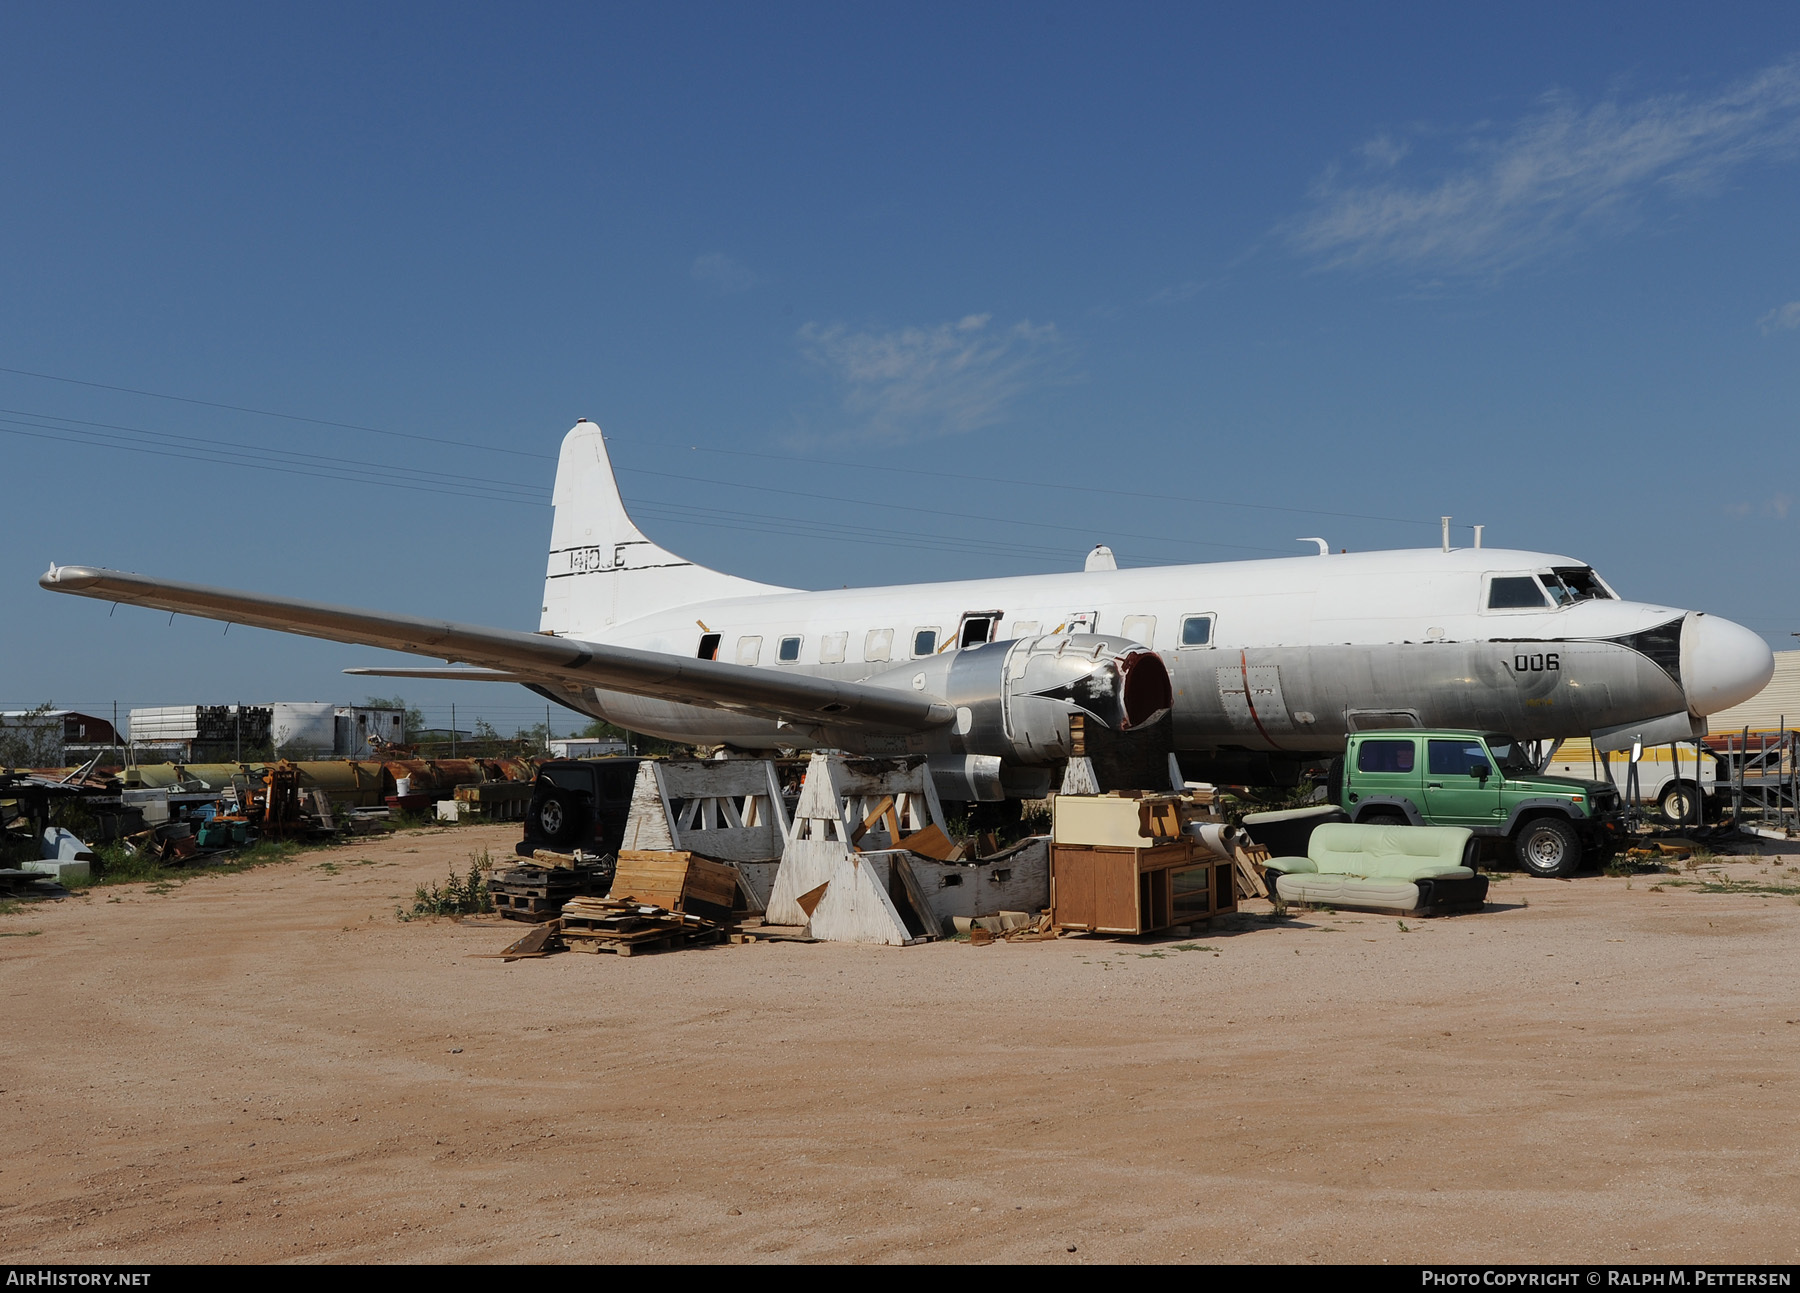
<box><xmin>690</xmin><ymin>252</ymin><xmax>761</xmax><ymax>293</ymax></box>
<box><xmin>1725</xmin><ymin>492</ymin><xmax>1792</xmax><ymax>519</ymax></box>
<box><xmin>1356</xmin><ymin>134</ymin><xmax>1410</xmax><ymax>170</ymax></box>
<box><xmin>1289</xmin><ymin>57</ymin><xmax>1800</xmax><ymax>277</ymax></box>
<box><xmin>795</xmin><ymin>314</ymin><xmax>1063</xmax><ymax>444</ymax></box>
<box><xmin>1759</xmin><ymin>300</ymin><xmax>1800</xmax><ymax>332</ymax></box>
<box><xmin>1146</xmin><ymin>279</ymin><xmax>1208</xmax><ymax>305</ymax></box>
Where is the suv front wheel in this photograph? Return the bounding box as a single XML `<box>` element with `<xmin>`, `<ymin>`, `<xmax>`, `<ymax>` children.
<box><xmin>1514</xmin><ymin>816</ymin><xmax>1580</xmax><ymax>878</ymax></box>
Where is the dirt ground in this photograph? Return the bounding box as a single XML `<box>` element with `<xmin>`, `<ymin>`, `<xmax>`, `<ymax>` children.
<box><xmin>3</xmin><ymin>822</ymin><xmax>1798</xmax><ymax>1266</ymax></box>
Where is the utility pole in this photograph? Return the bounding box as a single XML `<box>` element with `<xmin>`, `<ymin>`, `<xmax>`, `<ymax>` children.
<box><xmin>451</xmin><ymin>703</ymin><xmax>457</xmax><ymax>758</ymax></box>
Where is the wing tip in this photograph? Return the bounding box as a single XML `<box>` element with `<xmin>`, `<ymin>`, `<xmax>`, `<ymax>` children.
<box><xmin>40</xmin><ymin>563</ymin><xmax>107</xmax><ymax>592</ymax></box>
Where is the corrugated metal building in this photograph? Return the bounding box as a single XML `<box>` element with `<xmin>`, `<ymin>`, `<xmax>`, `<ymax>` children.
<box><xmin>1708</xmin><ymin>649</ymin><xmax>1800</xmax><ymax>733</ymax></box>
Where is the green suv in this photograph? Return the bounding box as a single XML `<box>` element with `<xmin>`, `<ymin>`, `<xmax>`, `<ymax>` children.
<box><xmin>1329</xmin><ymin>730</ymin><xmax>1625</xmax><ymax>878</ymax></box>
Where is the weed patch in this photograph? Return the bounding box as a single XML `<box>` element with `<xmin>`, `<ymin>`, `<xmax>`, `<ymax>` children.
<box><xmin>399</xmin><ymin>854</ymin><xmax>494</xmax><ymax>920</ymax></box>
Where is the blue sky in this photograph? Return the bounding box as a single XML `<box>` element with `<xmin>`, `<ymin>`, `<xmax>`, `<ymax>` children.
<box><xmin>4</xmin><ymin>3</ymin><xmax>1799</xmax><ymax>736</ymax></box>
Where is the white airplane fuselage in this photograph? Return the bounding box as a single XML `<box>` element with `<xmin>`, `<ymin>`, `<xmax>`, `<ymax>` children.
<box><xmin>559</xmin><ymin>546</ymin><xmax>1767</xmax><ymax>777</ymax></box>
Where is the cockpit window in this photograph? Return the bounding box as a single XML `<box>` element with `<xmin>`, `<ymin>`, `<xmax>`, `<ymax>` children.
<box><xmin>1488</xmin><ymin>576</ymin><xmax>1549</xmax><ymax>609</ymax></box>
<box><xmin>1548</xmin><ymin>567</ymin><xmax>1613</xmax><ymax>602</ymax></box>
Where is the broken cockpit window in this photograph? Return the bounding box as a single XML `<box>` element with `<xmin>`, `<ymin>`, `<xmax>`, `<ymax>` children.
<box><xmin>1547</xmin><ymin>567</ymin><xmax>1614</xmax><ymax>602</ymax></box>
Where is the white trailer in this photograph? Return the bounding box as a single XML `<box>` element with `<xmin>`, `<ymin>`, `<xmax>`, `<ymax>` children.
<box><xmin>1546</xmin><ymin>736</ymin><xmax>1720</xmax><ymax>824</ymax></box>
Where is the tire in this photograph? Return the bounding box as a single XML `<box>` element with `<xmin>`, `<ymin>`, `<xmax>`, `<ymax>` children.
<box><xmin>1514</xmin><ymin>816</ymin><xmax>1581</xmax><ymax>878</ymax></box>
<box><xmin>1656</xmin><ymin>780</ymin><xmax>1699</xmax><ymax>826</ymax></box>
<box><xmin>1361</xmin><ymin>811</ymin><xmax>1408</xmax><ymax>826</ymax></box>
<box><xmin>528</xmin><ymin>788</ymin><xmax>588</xmax><ymax>849</ymax></box>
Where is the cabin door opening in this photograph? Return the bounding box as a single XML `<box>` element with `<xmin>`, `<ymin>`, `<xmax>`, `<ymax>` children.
<box><xmin>957</xmin><ymin>610</ymin><xmax>1003</xmax><ymax>649</ymax></box>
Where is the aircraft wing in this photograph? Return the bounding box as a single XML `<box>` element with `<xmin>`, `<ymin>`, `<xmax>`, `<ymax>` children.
<box><xmin>39</xmin><ymin>564</ymin><xmax>955</xmax><ymax>733</ymax></box>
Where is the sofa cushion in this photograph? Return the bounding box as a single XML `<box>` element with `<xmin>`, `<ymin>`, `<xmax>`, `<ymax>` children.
<box><xmin>1307</xmin><ymin>823</ymin><xmax>1474</xmax><ymax>880</ymax></box>
<box><xmin>1275</xmin><ymin>872</ymin><xmax>1421</xmax><ymax>911</ymax></box>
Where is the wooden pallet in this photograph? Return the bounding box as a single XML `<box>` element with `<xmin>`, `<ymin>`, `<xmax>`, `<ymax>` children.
<box><xmin>489</xmin><ymin>891</ymin><xmax>564</xmax><ymax>921</ymax></box>
<box><xmin>560</xmin><ymin>924</ymin><xmax>725</xmax><ymax>956</ymax></box>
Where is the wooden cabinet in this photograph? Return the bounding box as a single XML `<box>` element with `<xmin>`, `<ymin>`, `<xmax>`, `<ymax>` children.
<box><xmin>1050</xmin><ymin>840</ymin><xmax>1235</xmax><ymax>935</ymax></box>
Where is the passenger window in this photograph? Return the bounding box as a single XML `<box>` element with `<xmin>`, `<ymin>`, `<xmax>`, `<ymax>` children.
<box><xmin>1179</xmin><ymin>614</ymin><xmax>1214</xmax><ymax>647</ymax></box>
<box><xmin>912</xmin><ymin>628</ymin><xmax>939</xmax><ymax>657</ymax></box>
<box><xmin>1428</xmin><ymin>740</ymin><xmax>1490</xmax><ymax>776</ymax></box>
<box><xmin>819</xmin><ymin>632</ymin><xmax>847</xmax><ymax>664</ymax></box>
<box><xmin>778</xmin><ymin>635</ymin><xmax>802</xmax><ymax>663</ymax></box>
<box><xmin>1012</xmin><ymin>620</ymin><xmax>1040</xmax><ymax>638</ymax></box>
<box><xmin>1488</xmin><ymin>576</ymin><xmax>1549</xmax><ymax>609</ymax></box>
<box><xmin>697</xmin><ymin>632</ymin><xmax>721</xmax><ymax>661</ymax></box>
<box><xmin>1357</xmin><ymin>739</ymin><xmax>1416</xmax><ymax>773</ymax></box>
<box><xmin>736</xmin><ymin>635</ymin><xmax>762</xmax><ymax>666</ymax></box>
<box><xmin>1122</xmin><ymin>614</ymin><xmax>1156</xmax><ymax>645</ymax></box>
<box><xmin>864</xmin><ymin>628</ymin><xmax>892</xmax><ymax>662</ymax></box>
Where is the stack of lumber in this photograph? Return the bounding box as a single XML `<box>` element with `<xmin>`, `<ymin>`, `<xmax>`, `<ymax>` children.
<box><xmin>558</xmin><ymin>895</ymin><xmax>726</xmax><ymax>956</ymax></box>
<box><xmin>553</xmin><ymin>852</ymin><xmax>743</xmax><ymax>955</ymax></box>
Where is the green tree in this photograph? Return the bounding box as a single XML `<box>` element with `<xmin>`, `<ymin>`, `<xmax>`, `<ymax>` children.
<box><xmin>0</xmin><ymin>701</ymin><xmax>59</xmax><ymax>769</ymax></box>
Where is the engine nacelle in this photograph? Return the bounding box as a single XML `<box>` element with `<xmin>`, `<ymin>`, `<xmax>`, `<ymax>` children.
<box><xmin>869</xmin><ymin>634</ymin><xmax>1171</xmax><ymax>789</ymax></box>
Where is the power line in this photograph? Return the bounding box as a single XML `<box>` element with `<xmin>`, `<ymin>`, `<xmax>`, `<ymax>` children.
<box><xmin>0</xmin><ymin>406</ymin><xmax>548</xmax><ymax>500</ymax></box>
<box><xmin>0</xmin><ymin>420</ymin><xmax>547</xmax><ymax>508</ymax></box>
<box><xmin>0</xmin><ymin>363</ymin><xmax>557</xmax><ymax>460</ymax></box>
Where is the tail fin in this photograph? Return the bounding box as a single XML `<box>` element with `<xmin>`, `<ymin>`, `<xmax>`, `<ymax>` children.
<box><xmin>540</xmin><ymin>421</ymin><xmax>788</xmax><ymax>637</ymax></box>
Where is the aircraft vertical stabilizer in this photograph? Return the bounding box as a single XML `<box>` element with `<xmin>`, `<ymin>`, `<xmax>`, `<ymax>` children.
<box><xmin>539</xmin><ymin>421</ymin><xmax>789</xmax><ymax>637</ymax></box>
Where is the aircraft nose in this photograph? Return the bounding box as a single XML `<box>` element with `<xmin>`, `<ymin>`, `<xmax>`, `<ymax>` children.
<box><xmin>1682</xmin><ymin>613</ymin><xmax>1774</xmax><ymax>716</ymax></box>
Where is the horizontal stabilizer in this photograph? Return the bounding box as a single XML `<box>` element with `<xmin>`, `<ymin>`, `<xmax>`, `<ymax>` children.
<box><xmin>41</xmin><ymin>563</ymin><xmax>955</xmax><ymax>735</ymax></box>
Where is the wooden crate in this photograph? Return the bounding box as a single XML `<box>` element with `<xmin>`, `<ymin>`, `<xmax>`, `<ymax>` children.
<box><xmin>611</xmin><ymin>850</ymin><xmax>739</xmax><ymax>923</ymax></box>
<box><xmin>1050</xmin><ymin>839</ymin><xmax>1235</xmax><ymax>935</ymax></box>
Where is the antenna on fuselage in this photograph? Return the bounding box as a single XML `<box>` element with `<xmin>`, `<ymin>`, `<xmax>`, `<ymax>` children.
<box><xmin>1441</xmin><ymin>516</ymin><xmax>1452</xmax><ymax>552</ymax></box>
<box><xmin>1298</xmin><ymin>537</ymin><xmax>1329</xmax><ymax>556</ymax></box>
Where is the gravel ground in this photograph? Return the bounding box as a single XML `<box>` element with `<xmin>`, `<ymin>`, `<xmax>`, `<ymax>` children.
<box><xmin>2</xmin><ymin>821</ymin><xmax>1797</xmax><ymax>1264</ymax></box>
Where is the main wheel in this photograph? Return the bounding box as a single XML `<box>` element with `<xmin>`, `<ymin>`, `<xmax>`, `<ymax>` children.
<box><xmin>1514</xmin><ymin>816</ymin><xmax>1581</xmax><ymax>878</ymax></box>
<box><xmin>528</xmin><ymin>788</ymin><xmax>588</xmax><ymax>848</ymax></box>
<box><xmin>1656</xmin><ymin>780</ymin><xmax>1700</xmax><ymax>826</ymax></box>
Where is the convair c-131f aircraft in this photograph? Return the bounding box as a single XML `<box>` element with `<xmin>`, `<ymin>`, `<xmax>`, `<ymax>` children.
<box><xmin>41</xmin><ymin>421</ymin><xmax>1774</xmax><ymax>800</ymax></box>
